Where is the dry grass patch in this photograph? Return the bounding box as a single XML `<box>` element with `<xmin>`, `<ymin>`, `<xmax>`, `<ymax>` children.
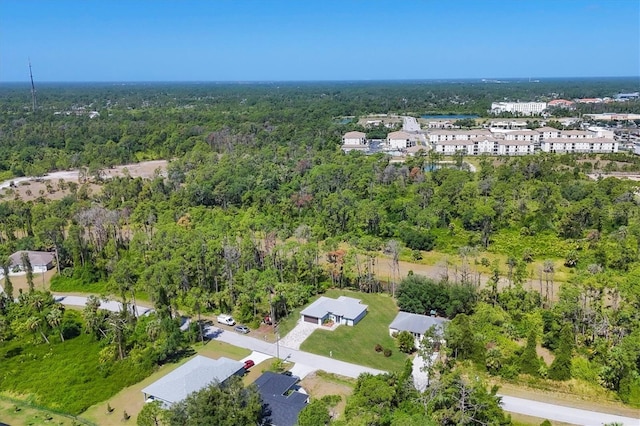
<box><xmin>300</xmin><ymin>371</ymin><xmax>355</xmax><ymax>421</ymax></box>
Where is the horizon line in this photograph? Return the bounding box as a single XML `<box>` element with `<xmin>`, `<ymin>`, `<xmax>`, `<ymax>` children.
<box><xmin>1</xmin><ymin>76</ymin><xmax>639</xmax><ymax>85</ymax></box>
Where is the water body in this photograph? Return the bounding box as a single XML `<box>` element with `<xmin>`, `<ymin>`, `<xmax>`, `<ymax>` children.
<box><xmin>421</xmin><ymin>114</ymin><xmax>479</xmax><ymax>119</ymax></box>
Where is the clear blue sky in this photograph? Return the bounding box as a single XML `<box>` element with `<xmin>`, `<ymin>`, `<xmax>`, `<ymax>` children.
<box><xmin>1</xmin><ymin>0</ymin><xmax>639</xmax><ymax>82</ymax></box>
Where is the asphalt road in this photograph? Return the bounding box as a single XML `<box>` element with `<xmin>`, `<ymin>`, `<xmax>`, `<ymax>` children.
<box><xmin>402</xmin><ymin>116</ymin><xmax>422</xmax><ymax>132</ymax></box>
<box><xmin>54</xmin><ymin>295</ymin><xmax>640</xmax><ymax>425</ymax></box>
<box><xmin>500</xmin><ymin>395</ymin><xmax>639</xmax><ymax>426</ymax></box>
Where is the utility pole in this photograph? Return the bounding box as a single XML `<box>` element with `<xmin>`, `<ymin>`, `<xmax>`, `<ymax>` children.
<box><xmin>270</xmin><ymin>290</ymin><xmax>280</xmax><ymax>360</ymax></box>
<box><xmin>29</xmin><ymin>59</ymin><xmax>37</xmax><ymax>113</ymax></box>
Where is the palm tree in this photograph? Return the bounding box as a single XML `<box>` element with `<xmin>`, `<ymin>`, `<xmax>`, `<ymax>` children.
<box><xmin>26</xmin><ymin>315</ymin><xmax>49</xmax><ymax>344</ymax></box>
<box><xmin>47</xmin><ymin>304</ymin><xmax>64</xmax><ymax>342</ymax></box>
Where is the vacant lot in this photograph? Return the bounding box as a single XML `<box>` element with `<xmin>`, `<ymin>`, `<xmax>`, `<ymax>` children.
<box><xmin>0</xmin><ymin>160</ymin><xmax>167</xmax><ymax>202</ymax></box>
<box><xmin>300</xmin><ymin>289</ymin><xmax>406</xmax><ymax>371</ymax></box>
<box><xmin>301</xmin><ymin>371</ymin><xmax>355</xmax><ymax>421</ymax></box>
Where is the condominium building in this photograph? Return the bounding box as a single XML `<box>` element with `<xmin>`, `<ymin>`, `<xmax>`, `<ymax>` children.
<box><xmin>387</xmin><ymin>131</ymin><xmax>417</xmax><ymax>149</ymax></box>
<box><xmin>541</xmin><ymin>138</ymin><xmax>618</xmax><ymax>153</ymax></box>
<box><xmin>490</xmin><ymin>102</ymin><xmax>547</xmax><ymax>116</ymax></box>
<box><xmin>428</xmin><ymin>127</ymin><xmax>617</xmax><ymax>155</ymax></box>
<box><xmin>341</xmin><ymin>131</ymin><xmax>368</xmax><ymax>153</ymax></box>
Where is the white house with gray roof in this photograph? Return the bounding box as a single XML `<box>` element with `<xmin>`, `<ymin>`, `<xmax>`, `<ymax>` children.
<box><xmin>6</xmin><ymin>251</ymin><xmax>54</xmax><ymax>274</ymax></box>
<box><xmin>389</xmin><ymin>312</ymin><xmax>448</xmax><ymax>346</ymax></box>
<box><xmin>300</xmin><ymin>296</ymin><xmax>367</xmax><ymax>326</ymax></box>
<box><xmin>141</xmin><ymin>355</ymin><xmax>244</xmax><ymax>408</ymax></box>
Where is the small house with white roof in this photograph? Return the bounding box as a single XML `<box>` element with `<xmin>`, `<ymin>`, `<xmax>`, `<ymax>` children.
<box><xmin>300</xmin><ymin>296</ymin><xmax>368</xmax><ymax>326</ymax></box>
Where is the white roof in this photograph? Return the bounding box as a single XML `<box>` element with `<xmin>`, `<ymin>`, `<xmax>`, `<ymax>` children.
<box><xmin>300</xmin><ymin>296</ymin><xmax>367</xmax><ymax>320</ymax></box>
<box><xmin>389</xmin><ymin>312</ymin><xmax>448</xmax><ymax>335</ymax></box>
<box><xmin>141</xmin><ymin>356</ymin><xmax>243</xmax><ymax>406</ymax></box>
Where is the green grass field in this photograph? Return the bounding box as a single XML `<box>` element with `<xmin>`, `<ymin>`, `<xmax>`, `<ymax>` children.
<box><xmin>300</xmin><ymin>289</ymin><xmax>407</xmax><ymax>371</ymax></box>
<box><xmin>0</xmin><ymin>334</ymin><xmax>153</xmax><ymax>415</ymax></box>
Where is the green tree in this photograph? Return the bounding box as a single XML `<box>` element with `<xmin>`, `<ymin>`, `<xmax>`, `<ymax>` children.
<box><xmin>297</xmin><ymin>399</ymin><xmax>330</xmax><ymax>426</ymax></box>
<box><xmin>21</xmin><ymin>252</ymin><xmax>34</xmax><ymax>292</ymax></box>
<box><xmin>166</xmin><ymin>376</ymin><xmax>262</xmax><ymax>426</ymax></box>
<box><xmin>396</xmin><ymin>330</ymin><xmax>415</xmax><ymax>353</ymax></box>
<box><xmin>425</xmin><ymin>371</ymin><xmax>510</xmax><ymax>425</ymax></box>
<box><xmin>137</xmin><ymin>400</ymin><xmax>165</xmax><ymax>426</ymax></box>
<box><xmin>520</xmin><ymin>329</ymin><xmax>540</xmax><ymax>376</ymax></box>
<box><xmin>548</xmin><ymin>325</ymin><xmax>573</xmax><ymax>381</ymax></box>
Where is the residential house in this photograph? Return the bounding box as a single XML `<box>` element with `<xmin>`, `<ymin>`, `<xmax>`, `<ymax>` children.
<box><xmin>300</xmin><ymin>296</ymin><xmax>367</xmax><ymax>326</ymax></box>
<box><xmin>7</xmin><ymin>251</ymin><xmax>55</xmax><ymax>274</ymax></box>
<box><xmin>389</xmin><ymin>311</ymin><xmax>449</xmax><ymax>347</ymax></box>
<box><xmin>255</xmin><ymin>372</ymin><xmax>309</xmax><ymax>426</ymax></box>
<box><xmin>141</xmin><ymin>356</ymin><xmax>245</xmax><ymax>408</ymax></box>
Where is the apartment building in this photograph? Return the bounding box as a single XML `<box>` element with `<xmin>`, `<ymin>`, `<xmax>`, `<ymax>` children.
<box><xmin>387</xmin><ymin>131</ymin><xmax>417</xmax><ymax>149</ymax></box>
<box><xmin>341</xmin><ymin>131</ymin><xmax>368</xmax><ymax>152</ymax></box>
<box><xmin>429</xmin><ymin>127</ymin><xmax>617</xmax><ymax>155</ymax></box>
<box><xmin>490</xmin><ymin>102</ymin><xmax>547</xmax><ymax>116</ymax></box>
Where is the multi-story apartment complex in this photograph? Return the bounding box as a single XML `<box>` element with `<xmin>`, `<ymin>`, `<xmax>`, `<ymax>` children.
<box><xmin>490</xmin><ymin>102</ymin><xmax>547</xmax><ymax>116</ymax></box>
<box><xmin>430</xmin><ymin>127</ymin><xmax>617</xmax><ymax>155</ymax></box>
<box><xmin>341</xmin><ymin>131</ymin><xmax>368</xmax><ymax>152</ymax></box>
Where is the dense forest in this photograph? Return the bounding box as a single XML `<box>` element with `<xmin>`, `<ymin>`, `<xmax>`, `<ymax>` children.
<box><xmin>0</xmin><ymin>79</ymin><xmax>639</xmax><ymax>421</ymax></box>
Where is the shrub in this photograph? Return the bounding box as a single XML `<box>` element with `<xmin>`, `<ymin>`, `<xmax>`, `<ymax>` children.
<box><xmin>396</xmin><ymin>331</ymin><xmax>415</xmax><ymax>354</ymax></box>
<box><xmin>374</xmin><ymin>344</ymin><xmax>383</xmax><ymax>352</ymax></box>
<box><xmin>383</xmin><ymin>348</ymin><xmax>392</xmax><ymax>357</ymax></box>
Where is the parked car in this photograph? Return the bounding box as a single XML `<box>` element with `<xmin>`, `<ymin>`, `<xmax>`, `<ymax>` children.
<box><xmin>234</xmin><ymin>325</ymin><xmax>250</xmax><ymax>334</ymax></box>
<box><xmin>217</xmin><ymin>314</ymin><xmax>235</xmax><ymax>326</ymax></box>
<box><xmin>243</xmin><ymin>359</ymin><xmax>255</xmax><ymax>370</ymax></box>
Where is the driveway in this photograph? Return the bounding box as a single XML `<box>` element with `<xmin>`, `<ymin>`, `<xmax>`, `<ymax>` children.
<box><xmin>278</xmin><ymin>320</ymin><xmax>319</xmax><ymax>350</ymax></box>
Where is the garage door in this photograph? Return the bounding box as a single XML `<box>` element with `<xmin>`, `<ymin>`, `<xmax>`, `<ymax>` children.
<box><xmin>303</xmin><ymin>315</ymin><xmax>318</xmax><ymax>324</ymax></box>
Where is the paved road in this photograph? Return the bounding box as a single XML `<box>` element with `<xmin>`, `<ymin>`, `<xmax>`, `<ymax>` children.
<box><xmin>204</xmin><ymin>325</ymin><xmax>384</xmax><ymax>379</ymax></box>
<box><xmin>500</xmin><ymin>395</ymin><xmax>639</xmax><ymax>425</ymax></box>
<box><xmin>402</xmin><ymin>116</ymin><xmax>422</xmax><ymax>132</ymax></box>
<box><xmin>54</xmin><ymin>294</ymin><xmax>153</xmax><ymax>316</ymax></box>
<box><xmin>54</xmin><ymin>295</ymin><xmax>640</xmax><ymax>425</ymax></box>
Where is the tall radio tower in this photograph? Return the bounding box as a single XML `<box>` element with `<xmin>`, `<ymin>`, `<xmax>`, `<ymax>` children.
<box><xmin>29</xmin><ymin>59</ymin><xmax>37</xmax><ymax>113</ymax></box>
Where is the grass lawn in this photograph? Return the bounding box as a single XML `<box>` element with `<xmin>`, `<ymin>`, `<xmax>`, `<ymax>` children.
<box><xmin>0</xmin><ymin>397</ymin><xmax>94</xmax><ymax>426</ymax></box>
<box><xmin>81</xmin><ymin>340</ymin><xmax>250</xmax><ymax>424</ymax></box>
<box><xmin>300</xmin><ymin>289</ymin><xmax>407</xmax><ymax>372</ymax></box>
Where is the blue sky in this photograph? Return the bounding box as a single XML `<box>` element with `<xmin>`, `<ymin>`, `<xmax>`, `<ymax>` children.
<box><xmin>1</xmin><ymin>0</ymin><xmax>639</xmax><ymax>82</ymax></box>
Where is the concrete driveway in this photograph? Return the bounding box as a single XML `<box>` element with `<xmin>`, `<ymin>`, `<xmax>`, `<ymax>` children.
<box><xmin>278</xmin><ymin>320</ymin><xmax>319</xmax><ymax>350</ymax></box>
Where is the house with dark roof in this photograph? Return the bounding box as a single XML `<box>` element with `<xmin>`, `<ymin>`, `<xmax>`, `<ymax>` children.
<box><xmin>300</xmin><ymin>296</ymin><xmax>367</xmax><ymax>326</ymax></box>
<box><xmin>255</xmin><ymin>372</ymin><xmax>308</xmax><ymax>426</ymax></box>
<box><xmin>389</xmin><ymin>311</ymin><xmax>449</xmax><ymax>347</ymax></box>
<box><xmin>141</xmin><ymin>355</ymin><xmax>244</xmax><ymax>408</ymax></box>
